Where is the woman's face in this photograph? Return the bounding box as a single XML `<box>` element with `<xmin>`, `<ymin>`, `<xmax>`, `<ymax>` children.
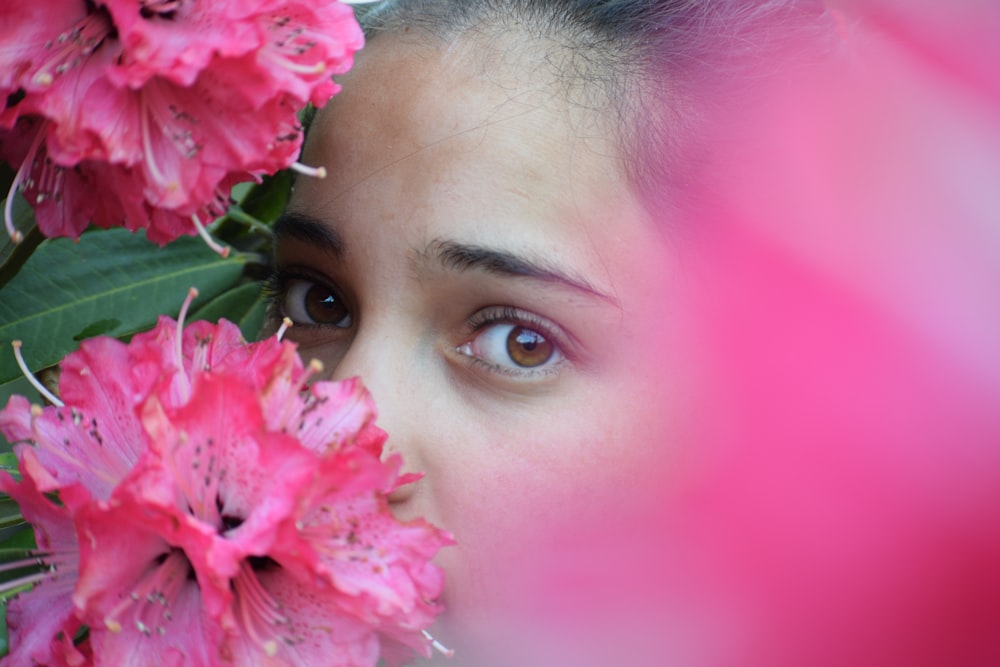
<box><xmin>272</xmin><ymin>32</ymin><xmax>699</xmax><ymax>656</ymax></box>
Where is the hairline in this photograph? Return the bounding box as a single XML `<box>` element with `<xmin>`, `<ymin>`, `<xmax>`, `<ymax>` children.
<box><xmin>356</xmin><ymin>4</ymin><xmax>666</xmax><ymax>217</ymax></box>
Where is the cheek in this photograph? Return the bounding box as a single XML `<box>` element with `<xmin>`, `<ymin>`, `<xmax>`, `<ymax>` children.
<box><xmin>414</xmin><ymin>279</ymin><xmax>704</xmax><ymax>651</ymax></box>
<box><xmin>428</xmin><ymin>406</ymin><xmax>670</xmax><ymax>595</ymax></box>
<box><xmin>428</xmin><ymin>416</ymin><xmax>682</xmax><ymax>664</ymax></box>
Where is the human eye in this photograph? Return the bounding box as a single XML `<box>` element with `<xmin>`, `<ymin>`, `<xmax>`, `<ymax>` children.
<box><xmin>456</xmin><ymin>306</ymin><xmax>568</xmax><ymax>378</ymax></box>
<box><xmin>267</xmin><ymin>269</ymin><xmax>353</xmax><ymax>328</ymax></box>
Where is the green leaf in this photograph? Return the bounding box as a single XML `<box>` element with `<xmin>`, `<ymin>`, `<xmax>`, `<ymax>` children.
<box><xmin>0</xmin><ymin>193</ymin><xmax>42</xmax><ymax>290</ymax></box>
<box><xmin>0</xmin><ymin>455</ymin><xmax>17</xmax><ymax>476</ymax></box>
<box><xmin>0</xmin><ymin>497</ymin><xmax>22</xmax><ymax>530</ymax></box>
<box><xmin>0</xmin><ymin>525</ymin><xmax>34</xmax><ymax>552</ymax></box>
<box><xmin>211</xmin><ymin>171</ymin><xmax>291</xmax><ymax>251</ymax></box>
<box><xmin>236</xmin><ymin>170</ymin><xmax>293</xmax><ymax>224</ymax></box>
<box><xmin>0</xmin><ymin>548</ymin><xmax>31</xmax><ymax>564</ymax></box>
<box><xmin>0</xmin><ymin>227</ymin><xmax>247</xmax><ymax>386</ymax></box>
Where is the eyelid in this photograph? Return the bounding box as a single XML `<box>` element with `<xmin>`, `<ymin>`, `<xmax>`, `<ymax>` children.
<box><xmin>457</xmin><ymin>306</ymin><xmax>573</xmax><ymax>378</ymax></box>
<box><xmin>468</xmin><ymin>306</ymin><xmax>573</xmax><ymax>349</ymax></box>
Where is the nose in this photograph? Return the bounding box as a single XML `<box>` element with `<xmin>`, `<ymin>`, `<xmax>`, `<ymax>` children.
<box><xmin>328</xmin><ymin>325</ymin><xmax>425</xmax><ymax>506</ymax></box>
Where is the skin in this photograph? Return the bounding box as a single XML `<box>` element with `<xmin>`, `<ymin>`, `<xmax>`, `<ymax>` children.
<box><xmin>271</xmin><ymin>29</ymin><xmax>703</xmax><ymax>661</ymax></box>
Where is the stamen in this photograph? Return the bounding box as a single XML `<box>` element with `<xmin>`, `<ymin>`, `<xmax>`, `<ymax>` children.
<box><xmin>0</xmin><ymin>570</ymin><xmax>52</xmax><ymax>595</ymax></box>
<box><xmin>4</xmin><ymin>166</ymin><xmax>25</xmax><ymax>244</ymax></box>
<box><xmin>173</xmin><ymin>287</ymin><xmax>198</xmax><ymax>400</ymax></box>
<box><xmin>289</xmin><ymin>162</ymin><xmax>327</xmax><ymax>179</ymax></box>
<box><xmin>234</xmin><ymin>563</ymin><xmax>289</xmax><ymax>656</ymax></box>
<box><xmin>422</xmin><ymin>629</ymin><xmax>456</xmax><ymax>658</ymax></box>
<box><xmin>31</xmin><ymin>12</ymin><xmax>112</xmax><ymax>87</ymax></box>
<box><xmin>140</xmin><ymin>92</ymin><xmax>173</xmax><ymax>191</ymax></box>
<box><xmin>275</xmin><ymin>317</ymin><xmax>293</xmax><ymax>341</ymax></box>
<box><xmin>237</xmin><ymin>563</ymin><xmax>288</xmax><ymax>625</ymax></box>
<box><xmin>176</xmin><ymin>288</ymin><xmax>198</xmax><ymax>357</ymax></box>
<box><xmin>0</xmin><ymin>545</ymin><xmax>76</xmax><ymax>602</ymax></box>
<box><xmin>4</xmin><ymin>127</ymin><xmax>47</xmax><ymax>243</ymax></box>
<box><xmin>102</xmin><ymin>550</ymin><xmax>188</xmax><ymax>636</ymax></box>
<box><xmin>12</xmin><ymin>341</ymin><xmax>64</xmax><ymax>407</ymax></box>
<box><xmin>261</xmin><ymin>49</ymin><xmax>326</xmax><ymax>75</ymax></box>
<box><xmin>191</xmin><ymin>213</ymin><xmax>230</xmax><ymax>257</ymax></box>
<box><xmin>302</xmin><ymin>358</ymin><xmax>324</xmax><ymax>383</ymax></box>
<box><xmin>0</xmin><ymin>555</ymin><xmax>46</xmax><ymax>575</ymax></box>
<box><xmin>262</xmin><ymin>356</ymin><xmax>324</xmax><ymax>438</ymax></box>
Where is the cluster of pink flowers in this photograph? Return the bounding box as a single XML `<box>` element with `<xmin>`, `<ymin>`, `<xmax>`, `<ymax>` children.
<box><xmin>0</xmin><ymin>0</ymin><xmax>363</xmax><ymax>245</ymax></box>
<box><xmin>0</xmin><ymin>296</ymin><xmax>451</xmax><ymax>667</ymax></box>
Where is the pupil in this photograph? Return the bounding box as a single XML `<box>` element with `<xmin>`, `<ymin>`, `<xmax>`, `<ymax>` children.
<box><xmin>517</xmin><ymin>332</ymin><xmax>538</xmax><ymax>351</ymax></box>
<box><xmin>304</xmin><ymin>284</ymin><xmax>349</xmax><ymax>325</ymax></box>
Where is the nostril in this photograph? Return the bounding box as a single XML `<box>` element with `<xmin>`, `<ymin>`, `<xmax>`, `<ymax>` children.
<box><xmin>386</xmin><ymin>465</ymin><xmax>423</xmax><ymax>505</ymax></box>
<box><xmin>387</xmin><ymin>483</ymin><xmax>415</xmax><ymax>505</ymax></box>
<box><xmin>379</xmin><ymin>435</ymin><xmax>422</xmax><ymax>505</ymax></box>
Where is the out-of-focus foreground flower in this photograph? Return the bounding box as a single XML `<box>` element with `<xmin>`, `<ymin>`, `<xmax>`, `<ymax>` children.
<box><xmin>0</xmin><ymin>0</ymin><xmax>363</xmax><ymax>246</ymax></box>
<box><xmin>0</xmin><ymin>292</ymin><xmax>451</xmax><ymax>667</ymax></box>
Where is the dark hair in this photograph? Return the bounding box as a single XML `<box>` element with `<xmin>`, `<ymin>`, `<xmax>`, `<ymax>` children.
<box><xmin>353</xmin><ymin>0</ymin><xmax>837</xmax><ymax>220</ymax></box>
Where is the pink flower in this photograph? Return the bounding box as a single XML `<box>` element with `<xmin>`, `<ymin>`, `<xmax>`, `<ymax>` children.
<box><xmin>1</xmin><ymin>0</ymin><xmax>363</xmax><ymax>245</ymax></box>
<box><xmin>0</xmin><ymin>468</ymin><xmax>84</xmax><ymax>667</ymax></box>
<box><xmin>0</xmin><ymin>299</ymin><xmax>451</xmax><ymax>666</ymax></box>
<box><xmin>71</xmin><ymin>502</ymin><xmax>225</xmax><ymax>667</ymax></box>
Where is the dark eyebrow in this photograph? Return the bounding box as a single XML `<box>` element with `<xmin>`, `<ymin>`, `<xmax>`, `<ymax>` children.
<box><xmin>430</xmin><ymin>239</ymin><xmax>616</xmax><ymax>304</ymax></box>
<box><xmin>273</xmin><ymin>212</ymin><xmax>344</xmax><ymax>256</ymax></box>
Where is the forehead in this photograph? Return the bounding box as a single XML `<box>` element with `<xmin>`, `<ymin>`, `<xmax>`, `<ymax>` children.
<box><xmin>292</xmin><ymin>32</ymin><xmax>663</xmax><ymax>289</ymax></box>
<box><xmin>306</xmin><ymin>33</ymin><xmax>614</xmax><ymax>186</ymax></box>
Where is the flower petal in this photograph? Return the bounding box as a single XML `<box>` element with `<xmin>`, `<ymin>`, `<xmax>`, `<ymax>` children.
<box><xmin>223</xmin><ymin>562</ymin><xmax>380</xmax><ymax>667</ymax></box>
<box><xmin>74</xmin><ymin>503</ymin><xmax>224</xmax><ymax>667</ymax></box>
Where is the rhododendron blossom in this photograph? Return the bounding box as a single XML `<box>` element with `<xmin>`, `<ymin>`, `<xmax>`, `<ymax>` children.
<box><xmin>0</xmin><ymin>294</ymin><xmax>451</xmax><ymax>667</ymax></box>
<box><xmin>0</xmin><ymin>0</ymin><xmax>363</xmax><ymax>246</ymax></box>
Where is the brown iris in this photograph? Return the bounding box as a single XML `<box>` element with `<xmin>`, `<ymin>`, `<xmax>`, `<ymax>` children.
<box><xmin>302</xmin><ymin>283</ymin><xmax>349</xmax><ymax>325</ymax></box>
<box><xmin>506</xmin><ymin>326</ymin><xmax>554</xmax><ymax>367</ymax></box>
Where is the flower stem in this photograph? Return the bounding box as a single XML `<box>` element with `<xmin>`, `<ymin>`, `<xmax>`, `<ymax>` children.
<box><xmin>225</xmin><ymin>206</ymin><xmax>274</xmax><ymax>237</ymax></box>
